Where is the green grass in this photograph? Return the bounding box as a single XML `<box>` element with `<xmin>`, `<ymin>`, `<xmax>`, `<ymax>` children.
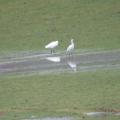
<box><xmin>0</xmin><ymin>69</ymin><xmax>120</xmax><ymax>119</ymax></box>
<box><xmin>0</xmin><ymin>0</ymin><xmax>120</xmax><ymax>119</ymax></box>
<box><xmin>0</xmin><ymin>0</ymin><xmax>120</xmax><ymax>52</ymax></box>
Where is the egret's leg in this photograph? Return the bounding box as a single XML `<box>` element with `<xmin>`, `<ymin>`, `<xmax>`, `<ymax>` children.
<box><xmin>51</xmin><ymin>49</ymin><xmax>52</xmax><ymax>54</ymax></box>
<box><xmin>69</xmin><ymin>52</ymin><xmax>74</xmax><ymax>59</ymax></box>
<box><xmin>52</xmin><ymin>49</ymin><xmax>54</xmax><ymax>54</ymax></box>
<box><xmin>68</xmin><ymin>52</ymin><xmax>71</xmax><ymax>59</ymax></box>
<box><xmin>53</xmin><ymin>49</ymin><xmax>55</xmax><ymax>53</ymax></box>
<box><xmin>66</xmin><ymin>51</ymin><xmax>70</xmax><ymax>58</ymax></box>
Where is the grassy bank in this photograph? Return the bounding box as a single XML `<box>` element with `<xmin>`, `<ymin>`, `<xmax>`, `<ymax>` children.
<box><xmin>0</xmin><ymin>69</ymin><xmax>120</xmax><ymax>119</ymax></box>
<box><xmin>0</xmin><ymin>0</ymin><xmax>120</xmax><ymax>119</ymax></box>
<box><xmin>0</xmin><ymin>0</ymin><xmax>120</xmax><ymax>52</ymax></box>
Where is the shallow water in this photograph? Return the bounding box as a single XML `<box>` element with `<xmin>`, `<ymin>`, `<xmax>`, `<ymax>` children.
<box><xmin>0</xmin><ymin>50</ymin><xmax>120</xmax><ymax>76</ymax></box>
<box><xmin>21</xmin><ymin>111</ymin><xmax>120</xmax><ymax>120</ymax></box>
<box><xmin>85</xmin><ymin>111</ymin><xmax>120</xmax><ymax>117</ymax></box>
<box><xmin>22</xmin><ymin>116</ymin><xmax>73</xmax><ymax>120</ymax></box>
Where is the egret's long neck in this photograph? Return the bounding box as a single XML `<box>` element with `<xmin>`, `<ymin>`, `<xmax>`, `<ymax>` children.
<box><xmin>71</xmin><ymin>40</ymin><xmax>74</xmax><ymax>45</ymax></box>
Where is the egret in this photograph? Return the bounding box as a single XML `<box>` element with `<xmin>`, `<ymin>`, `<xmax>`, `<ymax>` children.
<box><xmin>45</xmin><ymin>41</ymin><xmax>59</xmax><ymax>54</ymax></box>
<box><xmin>66</xmin><ymin>39</ymin><xmax>74</xmax><ymax>55</ymax></box>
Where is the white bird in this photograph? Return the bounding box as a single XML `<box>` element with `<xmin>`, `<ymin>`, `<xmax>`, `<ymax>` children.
<box><xmin>45</xmin><ymin>41</ymin><xmax>59</xmax><ymax>54</ymax></box>
<box><xmin>66</xmin><ymin>39</ymin><xmax>74</xmax><ymax>55</ymax></box>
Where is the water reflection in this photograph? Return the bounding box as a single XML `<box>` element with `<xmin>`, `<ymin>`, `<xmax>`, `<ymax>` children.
<box><xmin>85</xmin><ymin>112</ymin><xmax>107</xmax><ymax>117</ymax></box>
<box><xmin>41</xmin><ymin>117</ymin><xmax>73</xmax><ymax>120</ymax></box>
<box><xmin>85</xmin><ymin>111</ymin><xmax>120</xmax><ymax>117</ymax></box>
<box><xmin>45</xmin><ymin>56</ymin><xmax>61</xmax><ymax>62</ymax></box>
<box><xmin>67</xmin><ymin>61</ymin><xmax>77</xmax><ymax>72</ymax></box>
<box><xmin>45</xmin><ymin>56</ymin><xmax>77</xmax><ymax>72</ymax></box>
<box><xmin>67</xmin><ymin>56</ymin><xmax>77</xmax><ymax>72</ymax></box>
<box><xmin>22</xmin><ymin>117</ymin><xmax>73</xmax><ymax>120</ymax></box>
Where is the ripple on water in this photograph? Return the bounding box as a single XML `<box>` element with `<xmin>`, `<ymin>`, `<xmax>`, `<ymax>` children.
<box><xmin>22</xmin><ymin>117</ymin><xmax>74</xmax><ymax>120</ymax></box>
<box><xmin>41</xmin><ymin>117</ymin><xmax>73</xmax><ymax>120</ymax></box>
<box><xmin>85</xmin><ymin>111</ymin><xmax>120</xmax><ymax>117</ymax></box>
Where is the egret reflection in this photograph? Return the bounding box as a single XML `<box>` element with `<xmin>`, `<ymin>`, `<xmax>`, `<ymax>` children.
<box><xmin>45</xmin><ymin>56</ymin><xmax>61</xmax><ymax>62</ymax></box>
<box><xmin>67</xmin><ymin>60</ymin><xmax>77</xmax><ymax>72</ymax></box>
<box><xmin>45</xmin><ymin>55</ymin><xmax>77</xmax><ymax>72</ymax></box>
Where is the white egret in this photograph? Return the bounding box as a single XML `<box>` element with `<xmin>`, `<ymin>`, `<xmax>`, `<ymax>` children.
<box><xmin>45</xmin><ymin>41</ymin><xmax>59</xmax><ymax>54</ymax></box>
<box><xmin>66</xmin><ymin>39</ymin><xmax>74</xmax><ymax>55</ymax></box>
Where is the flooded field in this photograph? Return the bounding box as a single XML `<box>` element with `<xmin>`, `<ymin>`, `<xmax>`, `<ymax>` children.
<box><xmin>21</xmin><ymin>111</ymin><xmax>120</xmax><ymax>120</ymax></box>
<box><xmin>0</xmin><ymin>50</ymin><xmax>120</xmax><ymax>77</ymax></box>
<box><xmin>22</xmin><ymin>116</ymin><xmax>73</xmax><ymax>120</ymax></box>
